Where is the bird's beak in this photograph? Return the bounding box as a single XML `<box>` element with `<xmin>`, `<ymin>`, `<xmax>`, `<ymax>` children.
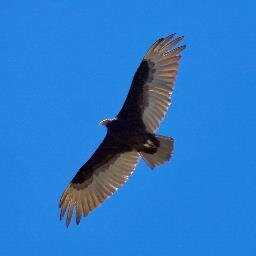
<box><xmin>99</xmin><ymin>120</ymin><xmax>106</xmax><ymax>126</ymax></box>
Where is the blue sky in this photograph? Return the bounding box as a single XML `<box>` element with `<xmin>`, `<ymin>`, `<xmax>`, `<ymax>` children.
<box><xmin>1</xmin><ymin>0</ymin><xmax>256</xmax><ymax>255</ymax></box>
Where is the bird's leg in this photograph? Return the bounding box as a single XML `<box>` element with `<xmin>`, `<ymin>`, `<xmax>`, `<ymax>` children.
<box><xmin>137</xmin><ymin>133</ymin><xmax>159</xmax><ymax>154</ymax></box>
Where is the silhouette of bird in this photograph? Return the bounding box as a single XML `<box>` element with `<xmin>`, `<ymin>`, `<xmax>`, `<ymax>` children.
<box><xmin>60</xmin><ymin>34</ymin><xmax>186</xmax><ymax>226</ymax></box>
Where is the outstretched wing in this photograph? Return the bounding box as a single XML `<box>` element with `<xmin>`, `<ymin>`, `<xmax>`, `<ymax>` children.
<box><xmin>117</xmin><ymin>34</ymin><xmax>185</xmax><ymax>133</ymax></box>
<box><xmin>59</xmin><ymin>133</ymin><xmax>140</xmax><ymax>226</ymax></box>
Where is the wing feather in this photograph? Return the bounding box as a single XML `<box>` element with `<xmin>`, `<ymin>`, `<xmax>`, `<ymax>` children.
<box><xmin>117</xmin><ymin>34</ymin><xmax>185</xmax><ymax>132</ymax></box>
<box><xmin>59</xmin><ymin>134</ymin><xmax>140</xmax><ymax>226</ymax></box>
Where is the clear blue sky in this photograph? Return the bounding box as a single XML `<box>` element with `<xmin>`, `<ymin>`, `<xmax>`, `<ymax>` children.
<box><xmin>1</xmin><ymin>0</ymin><xmax>255</xmax><ymax>255</ymax></box>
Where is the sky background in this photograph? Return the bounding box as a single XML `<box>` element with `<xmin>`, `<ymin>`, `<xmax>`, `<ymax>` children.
<box><xmin>1</xmin><ymin>0</ymin><xmax>256</xmax><ymax>255</ymax></box>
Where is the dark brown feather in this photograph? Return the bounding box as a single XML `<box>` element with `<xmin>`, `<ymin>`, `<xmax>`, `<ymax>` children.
<box><xmin>117</xmin><ymin>60</ymin><xmax>149</xmax><ymax>120</ymax></box>
<box><xmin>116</xmin><ymin>35</ymin><xmax>185</xmax><ymax>132</ymax></box>
<box><xmin>59</xmin><ymin>132</ymin><xmax>140</xmax><ymax>226</ymax></box>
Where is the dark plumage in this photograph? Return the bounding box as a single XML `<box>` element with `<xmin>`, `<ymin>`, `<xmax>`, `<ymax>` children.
<box><xmin>59</xmin><ymin>34</ymin><xmax>186</xmax><ymax>226</ymax></box>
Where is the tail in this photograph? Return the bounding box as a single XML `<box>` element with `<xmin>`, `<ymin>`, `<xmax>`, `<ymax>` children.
<box><xmin>140</xmin><ymin>135</ymin><xmax>174</xmax><ymax>169</ymax></box>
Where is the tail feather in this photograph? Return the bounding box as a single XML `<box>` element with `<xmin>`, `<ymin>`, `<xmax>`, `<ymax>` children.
<box><xmin>140</xmin><ymin>135</ymin><xmax>174</xmax><ymax>169</ymax></box>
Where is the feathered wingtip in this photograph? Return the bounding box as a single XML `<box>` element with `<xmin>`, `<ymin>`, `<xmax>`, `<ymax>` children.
<box><xmin>59</xmin><ymin>184</ymin><xmax>79</xmax><ymax>228</ymax></box>
<box><xmin>144</xmin><ymin>33</ymin><xmax>186</xmax><ymax>60</ymax></box>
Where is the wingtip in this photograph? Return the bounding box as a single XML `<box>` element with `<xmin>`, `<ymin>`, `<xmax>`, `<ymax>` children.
<box><xmin>76</xmin><ymin>212</ymin><xmax>82</xmax><ymax>225</ymax></box>
<box><xmin>161</xmin><ymin>33</ymin><xmax>176</xmax><ymax>44</ymax></box>
<box><xmin>166</xmin><ymin>33</ymin><xmax>176</xmax><ymax>39</ymax></box>
<box><xmin>179</xmin><ymin>45</ymin><xmax>186</xmax><ymax>51</ymax></box>
<box><xmin>164</xmin><ymin>33</ymin><xmax>185</xmax><ymax>43</ymax></box>
<box><xmin>66</xmin><ymin>218</ymin><xmax>71</xmax><ymax>228</ymax></box>
<box><xmin>165</xmin><ymin>35</ymin><xmax>185</xmax><ymax>47</ymax></box>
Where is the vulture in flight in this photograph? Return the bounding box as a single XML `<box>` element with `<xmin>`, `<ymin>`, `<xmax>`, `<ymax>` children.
<box><xmin>60</xmin><ymin>34</ymin><xmax>185</xmax><ymax>226</ymax></box>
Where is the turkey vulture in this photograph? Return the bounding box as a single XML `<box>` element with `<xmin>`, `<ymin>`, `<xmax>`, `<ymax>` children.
<box><xmin>60</xmin><ymin>34</ymin><xmax>185</xmax><ymax>226</ymax></box>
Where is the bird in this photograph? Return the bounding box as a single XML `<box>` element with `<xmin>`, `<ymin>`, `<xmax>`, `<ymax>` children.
<box><xmin>59</xmin><ymin>33</ymin><xmax>186</xmax><ymax>227</ymax></box>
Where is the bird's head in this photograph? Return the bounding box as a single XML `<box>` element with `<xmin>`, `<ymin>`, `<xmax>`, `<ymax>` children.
<box><xmin>99</xmin><ymin>118</ymin><xmax>117</xmax><ymax>127</ymax></box>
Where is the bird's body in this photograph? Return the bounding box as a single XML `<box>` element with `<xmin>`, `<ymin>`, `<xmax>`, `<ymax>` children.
<box><xmin>59</xmin><ymin>34</ymin><xmax>185</xmax><ymax>226</ymax></box>
<box><xmin>104</xmin><ymin>118</ymin><xmax>154</xmax><ymax>150</ymax></box>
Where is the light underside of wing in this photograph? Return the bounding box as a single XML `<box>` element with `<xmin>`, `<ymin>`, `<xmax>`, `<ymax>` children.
<box><xmin>59</xmin><ymin>151</ymin><xmax>140</xmax><ymax>227</ymax></box>
<box><xmin>142</xmin><ymin>34</ymin><xmax>185</xmax><ymax>133</ymax></box>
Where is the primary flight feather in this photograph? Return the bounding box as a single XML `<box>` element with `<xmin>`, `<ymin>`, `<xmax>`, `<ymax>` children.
<box><xmin>59</xmin><ymin>34</ymin><xmax>185</xmax><ymax>226</ymax></box>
